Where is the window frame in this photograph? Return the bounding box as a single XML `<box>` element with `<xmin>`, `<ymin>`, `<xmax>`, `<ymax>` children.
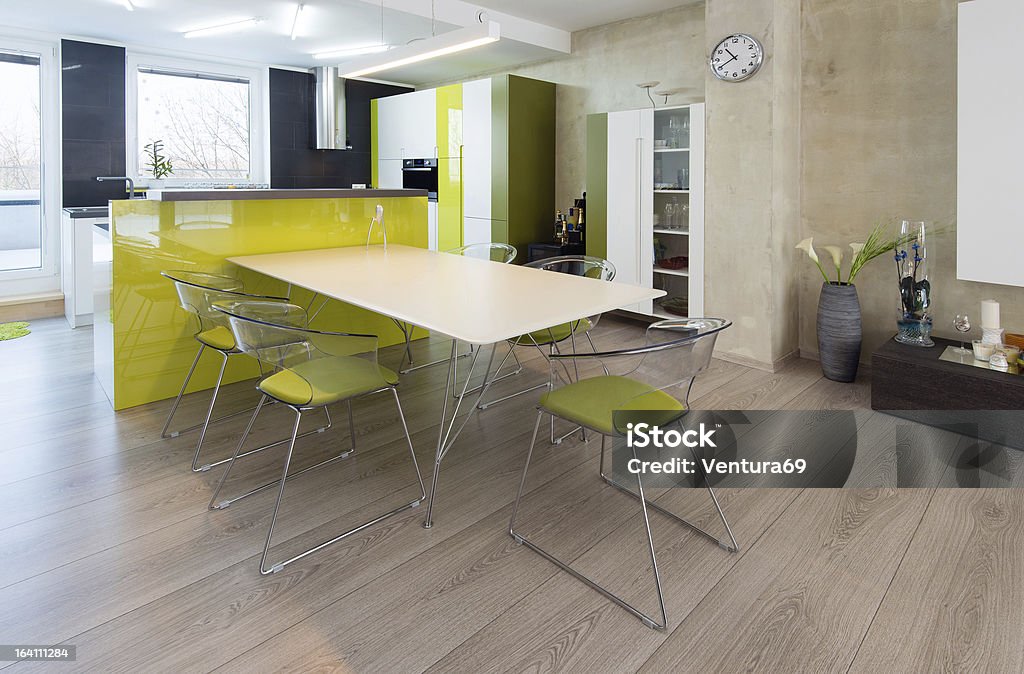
<box><xmin>0</xmin><ymin>34</ymin><xmax>60</xmax><ymax>294</ymax></box>
<box><xmin>126</xmin><ymin>51</ymin><xmax>269</xmax><ymax>186</ymax></box>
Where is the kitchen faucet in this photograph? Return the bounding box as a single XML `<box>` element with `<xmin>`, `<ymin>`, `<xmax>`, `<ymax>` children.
<box><xmin>96</xmin><ymin>176</ymin><xmax>136</xmax><ymax>199</ymax></box>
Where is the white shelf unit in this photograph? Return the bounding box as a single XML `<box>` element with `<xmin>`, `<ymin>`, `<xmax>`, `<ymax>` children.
<box><xmin>589</xmin><ymin>103</ymin><xmax>704</xmax><ymax>318</ymax></box>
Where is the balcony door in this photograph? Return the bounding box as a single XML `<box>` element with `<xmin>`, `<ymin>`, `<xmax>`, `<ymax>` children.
<box><xmin>0</xmin><ymin>38</ymin><xmax>58</xmax><ymax>297</ymax></box>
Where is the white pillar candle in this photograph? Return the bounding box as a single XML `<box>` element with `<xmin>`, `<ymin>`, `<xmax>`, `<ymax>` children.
<box><xmin>981</xmin><ymin>299</ymin><xmax>1001</xmax><ymax>330</ymax></box>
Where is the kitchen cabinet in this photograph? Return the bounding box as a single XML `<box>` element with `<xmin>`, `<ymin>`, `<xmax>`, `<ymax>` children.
<box><xmin>61</xmin><ymin>208</ymin><xmax>107</xmax><ymax>327</ymax></box>
<box><xmin>587</xmin><ymin>103</ymin><xmax>705</xmax><ymax>319</ymax></box>
<box><xmin>375</xmin><ymin>88</ymin><xmax>437</xmax><ymax>160</ymax></box>
<box><xmin>373</xmin><ymin>75</ymin><xmax>554</xmax><ymax>261</ymax></box>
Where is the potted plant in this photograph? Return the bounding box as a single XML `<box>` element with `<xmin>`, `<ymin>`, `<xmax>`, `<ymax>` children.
<box><xmin>143</xmin><ymin>140</ymin><xmax>174</xmax><ymax>188</ymax></box>
<box><xmin>797</xmin><ymin>225</ymin><xmax>903</xmax><ymax>382</ymax></box>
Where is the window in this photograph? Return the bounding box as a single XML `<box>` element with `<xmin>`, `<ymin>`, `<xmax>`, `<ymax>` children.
<box><xmin>0</xmin><ymin>36</ymin><xmax>58</xmax><ymax>297</ymax></box>
<box><xmin>127</xmin><ymin>54</ymin><xmax>267</xmax><ymax>184</ymax></box>
<box><xmin>0</xmin><ymin>50</ymin><xmax>42</xmax><ymax>272</ymax></box>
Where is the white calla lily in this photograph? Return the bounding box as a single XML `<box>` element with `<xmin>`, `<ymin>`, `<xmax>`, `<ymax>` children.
<box><xmin>822</xmin><ymin>245</ymin><xmax>843</xmax><ymax>282</ymax></box>
<box><xmin>796</xmin><ymin>237</ymin><xmax>831</xmax><ymax>283</ymax></box>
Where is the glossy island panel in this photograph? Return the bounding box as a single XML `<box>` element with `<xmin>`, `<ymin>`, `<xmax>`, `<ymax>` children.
<box><xmin>96</xmin><ymin>195</ymin><xmax>428</xmax><ymax>410</ymax></box>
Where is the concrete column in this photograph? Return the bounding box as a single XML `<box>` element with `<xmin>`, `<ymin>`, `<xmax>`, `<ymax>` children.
<box><xmin>704</xmin><ymin>0</ymin><xmax>801</xmax><ymax>370</ymax></box>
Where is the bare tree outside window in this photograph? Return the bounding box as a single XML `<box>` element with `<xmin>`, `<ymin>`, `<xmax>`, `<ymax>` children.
<box><xmin>136</xmin><ymin>69</ymin><xmax>250</xmax><ymax>180</ymax></box>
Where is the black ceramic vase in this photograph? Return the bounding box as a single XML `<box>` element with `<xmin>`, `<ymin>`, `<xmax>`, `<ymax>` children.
<box><xmin>817</xmin><ymin>282</ymin><xmax>862</xmax><ymax>382</ymax></box>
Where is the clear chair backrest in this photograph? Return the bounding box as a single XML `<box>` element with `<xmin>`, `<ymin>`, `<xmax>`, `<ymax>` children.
<box><xmin>161</xmin><ymin>270</ymin><xmax>285</xmax><ymax>336</ymax></box>
<box><xmin>523</xmin><ymin>255</ymin><xmax>617</xmax><ymax>338</ymax></box>
<box><xmin>215</xmin><ymin>300</ymin><xmax>379</xmax><ymax>375</ymax></box>
<box><xmin>447</xmin><ymin>242</ymin><xmax>517</xmax><ymax>264</ymax></box>
<box><xmin>527</xmin><ymin>255</ymin><xmax>616</xmax><ymax>281</ymax></box>
<box><xmin>563</xmin><ymin>318</ymin><xmax>731</xmax><ymax>407</ymax></box>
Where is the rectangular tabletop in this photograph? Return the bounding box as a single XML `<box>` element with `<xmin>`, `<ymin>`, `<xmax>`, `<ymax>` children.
<box><xmin>228</xmin><ymin>245</ymin><xmax>664</xmax><ymax>345</ymax></box>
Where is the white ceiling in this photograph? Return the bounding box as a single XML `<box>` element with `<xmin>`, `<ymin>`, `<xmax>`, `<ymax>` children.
<box><xmin>0</xmin><ymin>0</ymin><xmax>693</xmax><ymax>83</ymax></box>
<box><xmin>471</xmin><ymin>0</ymin><xmax>695</xmax><ymax>32</ymax></box>
<box><xmin>0</xmin><ymin>0</ymin><xmax>458</xmax><ymax>70</ymax></box>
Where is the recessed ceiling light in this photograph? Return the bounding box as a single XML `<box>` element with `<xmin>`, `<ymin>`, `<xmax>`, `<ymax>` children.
<box><xmin>121</xmin><ymin>0</ymin><xmax>136</xmax><ymax>10</ymax></box>
<box><xmin>290</xmin><ymin>4</ymin><xmax>304</xmax><ymax>41</ymax></box>
<box><xmin>312</xmin><ymin>44</ymin><xmax>393</xmax><ymax>60</ymax></box>
<box><xmin>183</xmin><ymin>17</ymin><xmax>265</xmax><ymax>39</ymax></box>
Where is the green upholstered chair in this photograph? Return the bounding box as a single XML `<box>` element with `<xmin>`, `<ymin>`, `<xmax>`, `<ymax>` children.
<box><xmin>508</xmin><ymin>317</ymin><xmax>736</xmax><ymax>630</ymax></box>
<box><xmin>475</xmin><ymin>255</ymin><xmax>616</xmax><ymax>442</ymax></box>
<box><xmin>393</xmin><ymin>242</ymin><xmax>518</xmax><ymax>378</ymax></box>
<box><xmin>209</xmin><ymin>300</ymin><xmax>425</xmax><ymax>575</ymax></box>
<box><xmin>160</xmin><ymin>270</ymin><xmax>311</xmax><ymax>473</ymax></box>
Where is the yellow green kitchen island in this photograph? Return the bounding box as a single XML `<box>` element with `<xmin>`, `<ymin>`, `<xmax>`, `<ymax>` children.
<box><xmin>94</xmin><ymin>188</ymin><xmax>429</xmax><ymax>410</ymax></box>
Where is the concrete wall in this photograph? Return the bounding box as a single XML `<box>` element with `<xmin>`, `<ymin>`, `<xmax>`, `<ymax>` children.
<box><xmin>424</xmin><ymin>3</ymin><xmax>707</xmax><ymax>211</ymax></box>
<box><xmin>800</xmin><ymin>0</ymin><xmax>1024</xmax><ymax>360</ymax></box>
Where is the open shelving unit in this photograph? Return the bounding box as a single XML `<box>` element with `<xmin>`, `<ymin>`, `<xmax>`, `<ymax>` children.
<box><xmin>651</xmin><ymin>105</ymin><xmax>703</xmax><ymax>320</ymax></box>
<box><xmin>587</xmin><ymin>102</ymin><xmax>703</xmax><ymax>319</ymax></box>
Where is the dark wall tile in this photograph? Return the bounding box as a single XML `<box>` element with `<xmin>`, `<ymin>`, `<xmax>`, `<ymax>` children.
<box><xmin>62</xmin><ymin>105</ymin><xmax>125</xmax><ymax>142</ymax></box>
<box><xmin>269</xmin><ymin>68</ymin><xmax>411</xmax><ymax>189</ymax></box>
<box><xmin>61</xmin><ymin>40</ymin><xmax>126</xmax><ymax>207</ymax></box>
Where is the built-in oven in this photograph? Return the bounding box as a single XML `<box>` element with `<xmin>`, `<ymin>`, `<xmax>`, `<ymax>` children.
<box><xmin>402</xmin><ymin>158</ymin><xmax>438</xmax><ymax>201</ymax></box>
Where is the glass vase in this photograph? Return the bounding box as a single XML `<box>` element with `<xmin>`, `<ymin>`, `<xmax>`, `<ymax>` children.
<box><xmin>894</xmin><ymin>220</ymin><xmax>934</xmax><ymax>347</ymax></box>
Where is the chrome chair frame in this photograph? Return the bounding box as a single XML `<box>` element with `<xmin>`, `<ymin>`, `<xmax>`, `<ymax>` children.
<box><xmin>474</xmin><ymin>255</ymin><xmax>615</xmax><ymax>443</ymax></box>
<box><xmin>508</xmin><ymin>318</ymin><xmax>737</xmax><ymax>630</ymax></box>
<box><xmin>208</xmin><ymin>304</ymin><xmax>426</xmax><ymax>575</ymax></box>
<box><xmin>159</xmin><ymin>271</ymin><xmax>331</xmax><ymax>473</ymax></box>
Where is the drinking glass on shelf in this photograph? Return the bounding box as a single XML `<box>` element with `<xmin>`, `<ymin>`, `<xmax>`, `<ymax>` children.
<box><xmin>663</xmin><ymin>201</ymin><xmax>674</xmax><ymax>230</ymax></box>
<box><xmin>953</xmin><ymin>313</ymin><xmax>971</xmax><ymax>356</ymax></box>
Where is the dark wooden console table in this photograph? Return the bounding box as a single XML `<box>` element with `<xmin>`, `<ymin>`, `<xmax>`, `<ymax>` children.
<box><xmin>872</xmin><ymin>336</ymin><xmax>1024</xmax><ymax>449</ymax></box>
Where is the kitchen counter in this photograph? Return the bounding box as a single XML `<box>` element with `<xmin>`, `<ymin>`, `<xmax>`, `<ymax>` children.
<box><xmin>63</xmin><ymin>206</ymin><xmax>109</xmax><ymax>218</ymax></box>
<box><xmin>96</xmin><ymin>192</ymin><xmax>429</xmax><ymax>410</ymax></box>
<box><xmin>146</xmin><ymin>188</ymin><xmax>427</xmax><ymax>202</ymax></box>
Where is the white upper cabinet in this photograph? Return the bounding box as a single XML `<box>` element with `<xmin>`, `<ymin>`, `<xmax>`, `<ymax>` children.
<box><xmin>376</xmin><ymin>88</ymin><xmax>437</xmax><ymax>160</ymax></box>
<box><xmin>462</xmin><ymin>78</ymin><xmax>492</xmax><ymax>222</ymax></box>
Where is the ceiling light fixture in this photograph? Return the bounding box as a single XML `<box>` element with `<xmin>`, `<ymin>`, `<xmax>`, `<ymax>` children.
<box><xmin>183</xmin><ymin>17</ymin><xmax>265</xmax><ymax>39</ymax></box>
<box><xmin>313</xmin><ymin>44</ymin><xmax>392</xmax><ymax>60</ymax></box>
<box><xmin>342</xmin><ymin>21</ymin><xmax>500</xmax><ymax>79</ymax></box>
<box><xmin>121</xmin><ymin>0</ymin><xmax>136</xmax><ymax>10</ymax></box>
<box><xmin>290</xmin><ymin>4</ymin><xmax>304</xmax><ymax>40</ymax></box>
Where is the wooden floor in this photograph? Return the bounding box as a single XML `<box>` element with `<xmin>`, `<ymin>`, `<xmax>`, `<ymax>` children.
<box><xmin>1</xmin><ymin>317</ymin><xmax>1022</xmax><ymax>673</ymax></box>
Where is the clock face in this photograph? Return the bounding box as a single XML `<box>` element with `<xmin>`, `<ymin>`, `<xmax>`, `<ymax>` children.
<box><xmin>710</xmin><ymin>33</ymin><xmax>763</xmax><ymax>82</ymax></box>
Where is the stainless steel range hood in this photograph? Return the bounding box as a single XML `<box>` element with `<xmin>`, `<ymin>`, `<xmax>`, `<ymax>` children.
<box><xmin>313</xmin><ymin>66</ymin><xmax>349</xmax><ymax>150</ymax></box>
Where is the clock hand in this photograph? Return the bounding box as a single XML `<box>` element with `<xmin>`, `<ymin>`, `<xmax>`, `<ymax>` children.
<box><xmin>725</xmin><ymin>48</ymin><xmax>737</xmax><ymax>59</ymax></box>
<box><xmin>721</xmin><ymin>54</ymin><xmax>737</xmax><ymax>67</ymax></box>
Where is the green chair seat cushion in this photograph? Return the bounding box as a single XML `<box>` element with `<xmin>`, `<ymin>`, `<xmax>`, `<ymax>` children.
<box><xmin>196</xmin><ymin>325</ymin><xmax>236</xmax><ymax>351</ymax></box>
<box><xmin>539</xmin><ymin>375</ymin><xmax>686</xmax><ymax>435</ymax></box>
<box><xmin>512</xmin><ymin>318</ymin><xmax>592</xmax><ymax>347</ymax></box>
<box><xmin>259</xmin><ymin>356</ymin><xmax>399</xmax><ymax>406</ymax></box>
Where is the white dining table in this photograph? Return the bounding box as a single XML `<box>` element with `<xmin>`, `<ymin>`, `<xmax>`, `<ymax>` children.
<box><xmin>228</xmin><ymin>244</ymin><xmax>664</xmax><ymax>527</ymax></box>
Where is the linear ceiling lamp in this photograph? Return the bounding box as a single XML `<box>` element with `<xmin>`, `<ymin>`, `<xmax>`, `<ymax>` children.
<box><xmin>313</xmin><ymin>44</ymin><xmax>392</xmax><ymax>60</ymax></box>
<box><xmin>183</xmin><ymin>17</ymin><xmax>264</xmax><ymax>39</ymax></box>
<box><xmin>342</xmin><ymin>21</ymin><xmax>500</xmax><ymax>79</ymax></box>
<box><xmin>120</xmin><ymin>0</ymin><xmax>136</xmax><ymax>11</ymax></box>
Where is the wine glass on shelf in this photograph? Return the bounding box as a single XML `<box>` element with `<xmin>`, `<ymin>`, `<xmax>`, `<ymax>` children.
<box><xmin>953</xmin><ymin>313</ymin><xmax>971</xmax><ymax>357</ymax></box>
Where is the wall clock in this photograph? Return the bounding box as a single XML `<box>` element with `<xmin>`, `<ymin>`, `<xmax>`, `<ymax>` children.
<box><xmin>710</xmin><ymin>33</ymin><xmax>763</xmax><ymax>82</ymax></box>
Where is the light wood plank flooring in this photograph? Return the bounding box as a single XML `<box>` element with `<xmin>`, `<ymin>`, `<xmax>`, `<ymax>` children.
<box><xmin>0</xmin><ymin>317</ymin><xmax>1021</xmax><ymax>672</ymax></box>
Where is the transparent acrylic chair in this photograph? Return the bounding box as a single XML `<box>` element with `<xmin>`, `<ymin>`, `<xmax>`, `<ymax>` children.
<box><xmin>393</xmin><ymin>242</ymin><xmax>518</xmax><ymax>378</ymax></box>
<box><xmin>475</xmin><ymin>255</ymin><xmax>616</xmax><ymax>442</ymax></box>
<box><xmin>209</xmin><ymin>300</ymin><xmax>426</xmax><ymax>575</ymax></box>
<box><xmin>508</xmin><ymin>317</ymin><xmax>736</xmax><ymax>630</ymax></box>
<box><xmin>159</xmin><ymin>270</ymin><xmax>330</xmax><ymax>473</ymax></box>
